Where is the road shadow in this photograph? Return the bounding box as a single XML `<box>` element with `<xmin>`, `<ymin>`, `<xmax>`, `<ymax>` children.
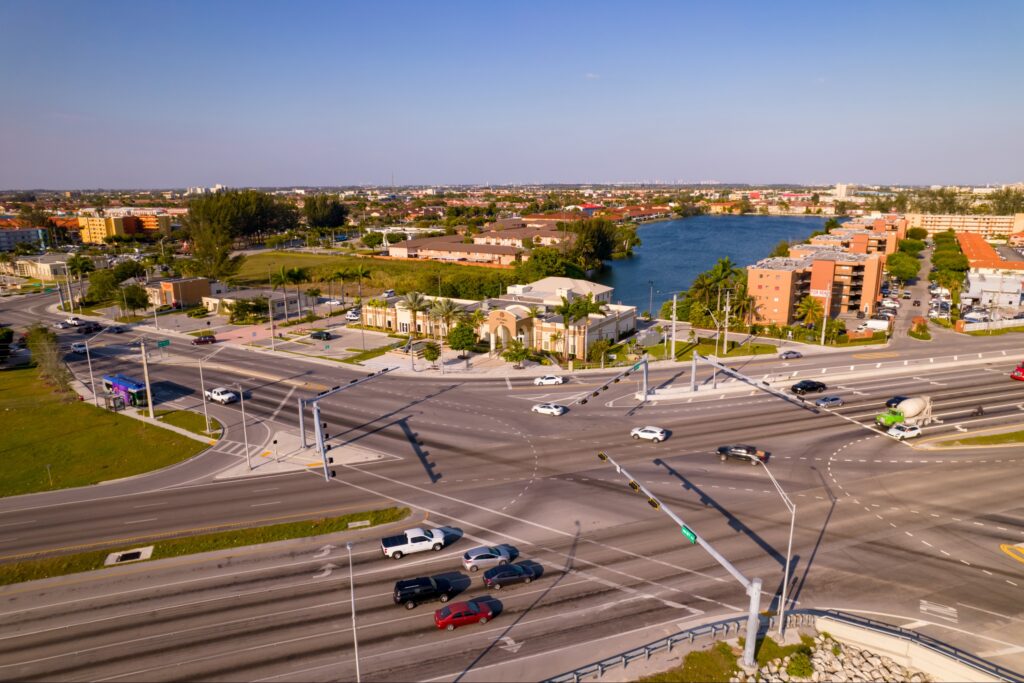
<box><xmin>654</xmin><ymin>458</ymin><xmax>785</xmax><ymax>566</ymax></box>
<box><xmin>331</xmin><ymin>383</ymin><xmax>459</xmax><ymax>441</ymax></box>
<box><xmin>789</xmin><ymin>466</ymin><xmax>837</xmax><ymax>607</ymax></box>
<box><xmin>453</xmin><ymin>520</ymin><xmax>582</xmax><ymax>683</ymax></box>
<box><xmin>397</xmin><ymin>416</ymin><xmax>442</xmax><ymax>483</ymax></box>
<box><xmin>432</xmin><ymin>571</ymin><xmax>472</xmax><ymax>598</ymax></box>
<box><xmin>434</xmin><ymin>526</ymin><xmax>464</xmax><ymax>546</ymax></box>
<box><xmin>150</xmin><ymin>380</ymin><xmax>195</xmax><ymax>404</ymax></box>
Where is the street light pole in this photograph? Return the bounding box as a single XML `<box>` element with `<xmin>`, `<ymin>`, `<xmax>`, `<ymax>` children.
<box><xmin>197</xmin><ymin>346</ymin><xmax>225</xmax><ymax>435</ymax></box>
<box><xmin>140</xmin><ymin>339</ymin><xmax>155</xmax><ymax>419</ymax></box>
<box><xmin>347</xmin><ymin>541</ymin><xmax>361</xmax><ymax>683</ymax></box>
<box><xmin>760</xmin><ymin>460</ymin><xmax>796</xmax><ymax>635</ymax></box>
<box><xmin>648</xmin><ymin>280</ymin><xmax>654</xmax><ymax>319</ymax></box>
<box><xmin>237</xmin><ymin>383</ymin><xmax>251</xmax><ymax>470</ymax></box>
<box><xmin>84</xmin><ymin>341</ymin><xmax>98</xmax><ymax>406</ymax></box>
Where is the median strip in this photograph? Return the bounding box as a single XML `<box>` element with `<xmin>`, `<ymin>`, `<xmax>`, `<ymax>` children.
<box><xmin>0</xmin><ymin>506</ymin><xmax>409</xmax><ymax>587</ymax></box>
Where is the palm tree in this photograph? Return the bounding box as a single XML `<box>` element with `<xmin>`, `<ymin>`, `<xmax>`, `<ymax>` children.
<box><xmin>348</xmin><ymin>264</ymin><xmax>371</xmax><ymax>302</ymax></box>
<box><xmin>430</xmin><ymin>298</ymin><xmax>462</xmax><ymax>340</ymax></box>
<box><xmin>399</xmin><ymin>291</ymin><xmax>430</xmax><ymax>338</ymax></box>
<box><xmin>796</xmin><ymin>295</ymin><xmax>824</xmax><ymax>327</ymax></box>
<box><xmin>269</xmin><ymin>266</ymin><xmax>292</xmax><ymax>321</ymax></box>
<box><xmin>65</xmin><ymin>254</ymin><xmax>94</xmax><ymax>307</ymax></box>
<box><xmin>330</xmin><ymin>267</ymin><xmax>350</xmax><ymax>306</ymax></box>
<box><xmin>553</xmin><ymin>296</ymin><xmax>576</xmax><ymax>361</ymax></box>
<box><xmin>572</xmin><ymin>294</ymin><xmax>609</xmax><ymax>359</ymax></box>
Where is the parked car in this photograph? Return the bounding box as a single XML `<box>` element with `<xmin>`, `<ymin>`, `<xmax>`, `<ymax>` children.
<box><xmin>462</xmin><ymin>546</ymin><xmax>511</xmax><ymax>572</ymax></box>
<box><xmin>434</xmin><ymin>600</ymin><xmax>493</xmax><ymax>631</ymax></box>
<box><xmin>191</xmin><ymin>335</ymin><xmax>217</xmax><ymax>345</ymax></box>
<box><xmin>888</xmin><ymin>423</ymin><xmax>922</xmax><ymax>440</ymax></box>
<box><xmin>778</xmin><ymin>350</ymin><xmax>802</xmax><ymax>360</ymax></box>
<box><xmin>856</xmin><ymin>310</ymin><xmax>866</xmax><ymax>319</ymax></box>
<box><xmin>531</xmin><ymin>403</ymin><xmax>566</xmax><ymax>416</ymax></box>
<box><xmin>393</xmin><ymin>576</ymin><xmax>453</xmax><ymax>609</ymax></box>
<box><xmin>912</xmin><ymin>300</ymin><xmax>921</xmax><ymax>307</ymax></box>
<box><xmin>204</xmin><ymin>387</ymin><xmax>238</xmax><ymax>404</ymax></box>
<box><xmin>70</xmin><ymin>342</ymin><xmax>87</xmax><ymax>354</ymax></box>
<box><xmin>534</xmin><ymin>375</ymin><xmax>565</xmax><ymax>386</ymax></box>
<box><xmin>880</xmin><ymin>299</ymin><xmax>899</xmax><ymax>309</ymax></box>
<box><xmin>790</xmin><ymin>380</ymin><xmax>827</xmax><ymax>396</ymax></box>
<box><xmin>310</xmin><ymin>331</ymin><xmax>331</xmax><ymax>341</ymax></box>
<box><xmin>902</xmin><ymin>292</ymin><xmax>912</xmax><ymax>300</ymax></box>
<box><xmin>324</xmin><ymin>299</ymin><xmax>342</xmax><ymax>306</ymax></box>
<box><xmin>382</xmin><ymin>289</ymin><xmax>396</xmax><ymax>297</ymax></box>
<box><xmin>630</xmin><ymin>426</ymin><xmax>667</xmax><ymax>442</ymax></box>
<box><xmin>483</xmin><ymin>563</ymin><xmax>540</xmax><ymax>589</ymax></box>
<box><xmin>345</xmin><ymin>309</ymin><xmax>361</xmax><ymax>322</ymax></box>
<box><xmin>814</xmin><ymin>395</ymin><xmax>844</xmax><ymax>408</ymax></box>
<box><xmin>716</xmin><ymin>444</ymin><xmax>767</xmax><ymax>465</ymax></box>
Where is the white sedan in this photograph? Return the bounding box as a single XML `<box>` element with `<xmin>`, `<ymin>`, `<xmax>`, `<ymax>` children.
<box><xmin>534</xmin><ymin>375</ymin><xmax>565</xmax><ymax>386</ymax></box>
<box><xmin>630</xmin><ymin>426</ymin><xmax>668</xmax><ymax>443</ymax></box>
<box><xmin>324</xmin><ymin>299</ymin><xmax>342</xmax><ymax>306</ymax></box>
<box><xmin>887</xmin><ymin>423</ymin><xmax>921</xmax><ymax>440</ymax></box>
<box><xmin>531</xmin><ymin>403</ymin><xmax>567</xmax><ymax>416</ymax></box>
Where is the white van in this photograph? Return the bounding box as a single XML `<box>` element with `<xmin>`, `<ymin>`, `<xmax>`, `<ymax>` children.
<box><xmin>70</xmin><ymin>342</ymin><xmax>87</xmax><ymax>354</ymax></box>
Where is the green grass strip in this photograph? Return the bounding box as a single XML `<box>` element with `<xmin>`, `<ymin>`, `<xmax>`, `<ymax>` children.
<box><xmin>941</xmin><ymin>429</ymin><xmax>1024</xmax><ymax>447</ymax></box>
<box><xmin>0</xmin><ymin>507</ymin><xmax>409</xmax><ymax>586</ymax></box>
<box><xmin>341</xmin><ymin>342</ymin><xmax>404</xmax><ymax>364</ymax></box>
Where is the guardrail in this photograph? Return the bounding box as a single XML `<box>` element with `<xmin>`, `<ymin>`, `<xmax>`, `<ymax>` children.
<box><xmin>543</xmin><ymin>609</ymin><xmax>1023</xmax><ymax>683</ymax></box>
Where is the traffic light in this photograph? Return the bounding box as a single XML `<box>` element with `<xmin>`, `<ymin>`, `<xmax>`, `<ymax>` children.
<box><xmin>628</xmin><ymin>480</ymin><xmax>641</xmax><ymax>493</ymax></box>
<box><xmin>647</xmin><ymin>497</ymin><xmax>661</xmax><ymax>510</ymax></box>
<box><xmin>597</xmin><ymin>452</ymin><xmax>608</xmax><ymax>462</ymax></box>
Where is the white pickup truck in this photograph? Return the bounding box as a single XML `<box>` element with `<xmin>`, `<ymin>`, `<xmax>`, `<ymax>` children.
<box><xmin>204</xmin><ymin>387</ymin><xmax>238</xmax><ymax>405</ymax></box>
<box><xmin>380</xmin><ymin>528</ymin><xmax>446</xmax><ymax>559</ymax></box>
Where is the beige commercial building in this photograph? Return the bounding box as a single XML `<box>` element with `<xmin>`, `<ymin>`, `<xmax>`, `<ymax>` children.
<box><xmin>77</xmin><ymin>216</ymin><xmax>127</xmax><ymax>244</ymax></box>
<box><xmin>905</xmin><ymin>213</ymin><xmax>1024</xmax><ymax>239</ymax></box>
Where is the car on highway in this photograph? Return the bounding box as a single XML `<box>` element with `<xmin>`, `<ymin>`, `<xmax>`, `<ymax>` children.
<box><xmin>790</xmin><ymin>380</ymin><xmax>827</xmax><ymax>396</ymax></box>
<box><xmin>345</xmin><ymin>309</ymin><xmax>361</xmax><ymax>322</ymax></box>
<box><xmin>716</xmin><ymin>444</ymin><xmax>767</xmax><ymax>465</ymax></box>
<box><xmin>531</xmin><ymin>403</ymin><xmax>566</xmax><ymax>416</ymax></box>
<box><xmin>53</xmin><ymin>320</ymin><xmax>70</xmax><ymax>329</ymax></box>
<box><xmin>204</xmin><ymin>387</ymin><xmax>238</xmax><ymax>404</ymax></box>
<box><xmin>483</xmin><ymin>563</ymin><xmax>540</xmax><ymax>589</ymax></box>
<box><xmin>534</xmin><ymin>375</ymin><xmax>565</xmax><ymax>386</ymax></box>
<box><xmin>630</xmin><ymin>426</ymin><xmax>667</xmax><ymax>442</ymax></box>
<box><xmin>65</xmin><ymin>316</ymin><xmax>83</xmax><ymax>326</ymax></box>
<box><xmin>70</xmin><ymin>342</ymin><xmax>87</xmax><ymax>354</ymax></box>
<box><xmin>381</xmin><ymin>528</ymin><xmax>446</xmax><ymax>559</ymax></box>
<box><xmin>107</xmin><ymin>325</ymin><xmax>125</xmax><ymax>334</ymax></box>
<box><xmin>462</xmin><ymin>545</ymin><xmax>511</xmax><ymax>572</ymax></box>
<box><xmin>309</xmin><ymin>331</ymin><xmax>331</xmax><ymax>341</ymax></box>
<box><xmin>778</xmin><ymin>350</ymin><xmax>802</xmax><ymax>360</ymax></box>
<box><xmin>191</xmin><ymin>335</ymin><xmax>217</xmax><ymax>345</ymax></box>
<box><xmin>434</xmin><ymin>600</ymin><xmax>493</xmax><ymax>631</ymax></box>
<box><xmin>885</xmin><ymin>395</ymin><xmax>910</xmax><ymax>408</ymax></box>
<box><xmin>887</xmin><ymin>423</ymin><xmax>922</xmax><ymax>440</ymax></box>
<box><xmin>1011</xmin><ymin>363</ymin><xmax>1024</xmax><ymax>381</ymax></box>
<box><xmin>77</xmin><ymin>322</ymin><xmax>102</xmax><ymax>334</ymax></box>
<box><xmin>393</xmin><ymin>576</ymin><xmax>453</xmax><ymax>609</ymax></box>
<box><xmin>814</xmin><ymin>395</ymin><xmax>844</xmax><ymax>408</ymax></box>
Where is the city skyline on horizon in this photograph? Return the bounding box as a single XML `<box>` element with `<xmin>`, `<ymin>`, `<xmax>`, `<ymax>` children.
<box><xmin>2</xmin><ymin>0</ymin><xmax>1022</xmax><ymax>189</ymax></box>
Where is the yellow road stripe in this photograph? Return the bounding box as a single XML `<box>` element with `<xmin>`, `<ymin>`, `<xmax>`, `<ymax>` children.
<box><xmin>306</xmin><ymin>462</ymin><xmax>321</xmax><ymax>467</ymax></box>
<box><xmin>1000</xmin><ymin>544</ymin><xmax>1024</xmax><ymax>565</ymax></box>
<box><xmin>0</xmin><ymin>504</ymin><xmax>378</xmax><ymax>564</ymax></box>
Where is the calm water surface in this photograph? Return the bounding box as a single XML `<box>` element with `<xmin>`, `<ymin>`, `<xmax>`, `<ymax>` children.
<box><xmin>596</xmin><ymin>215</ymin><xmax>827</xmax><ymax>312</ymax></box>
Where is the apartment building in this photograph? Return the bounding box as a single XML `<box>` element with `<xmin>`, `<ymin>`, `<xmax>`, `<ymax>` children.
<box><xmin>747</xmin><ymin>252</ymin><xmax>884</xmax><ymax>326</ymax></box>
<box><xmin>387</xmin><ymin>234</ymin><xmax>525</xmax><ymax>266</ymax></box>
<box><xmin>361</xmin><ymin>276</ymin><xmax>635</xmax><ymax>359</ymax></box>
<box><xmin>0</xmin><ymin>227</ymin><xmax>46</xmax><ymax>251</ymax></box>
<box><xmin>0</xmin><ymin>253</ymin><xmax>106</xmax><ymax>281</ymax></box>
<box><xmin>472</xmin><ymin>226</ymin><xmax>573</xmax><ymax>248</ymax></box>
<box><xmin>77</xmin><ymin>216</ymin><xmax>127</xmax><ymax>244</ymax></box>
<box><xmin>905</xmin><ymin>213</ymin><xmax>1024</xmax><ymax>239</ymax></box>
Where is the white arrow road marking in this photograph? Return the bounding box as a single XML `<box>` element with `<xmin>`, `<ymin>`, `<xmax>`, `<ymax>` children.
<box><xmin>954</xmin><ymin>425</ymin><xmax>967</xmax><ymax>433</ymax></box>
<box><xmin>919</xmin><ymin>600</ymin><xmax>958</xmax><ymax>623</ymax></box>
<box><xmin>313</xmin><ymin>563</ymin><xmax>338</xmax><ymax>579</ymax></box>
<box><xmin>313</xmin><ymin>544</ymin><xmax>337</xmax><ymax>559</ymax></box>
<box><xmin>499</xmin><ymin>636</ymin><xmax>523</xmax><ymax>653</ymax></box>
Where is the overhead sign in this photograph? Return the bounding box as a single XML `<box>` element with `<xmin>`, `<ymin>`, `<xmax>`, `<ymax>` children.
<box><xmin>681</xmin><ymin>525</ymin><xmax>697</xmax><ymax>544</ymax></box>
<box><xmin>156</xmin><ymin>339</ymin><xmax>170</xmax><ymax>348</ymax></box>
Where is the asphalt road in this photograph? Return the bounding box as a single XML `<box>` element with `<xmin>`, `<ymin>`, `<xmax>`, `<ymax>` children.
<box><xmin>2</xmin><ymin>291</ymin><xmax>1024</xmax><ymax>681</ymax></box>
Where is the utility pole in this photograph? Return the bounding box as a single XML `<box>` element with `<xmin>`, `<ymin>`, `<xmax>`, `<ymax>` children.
<box><xmin>269</xmin><ymin>295</ymin><xmax>276</xmax><ymax>351</ymax></box>
<box><xmin>820</xmin><ymin>286</ymin><xmax>831</xmax><ymax>346</ymax></box>
<box><xmin>237</xmin><ymin>383</ymin><xmax>251</xmax><ymax>470</ymax></box>
<box><xmin>671</xmin><ymin>293</ymin><xmax>677</xmax><ymax>360</ymax></box>
<box><xmin>761</xmin><ymin>461</ymin><xmax>796</xmax><ymax>636</ymax></box>
<box><xmin>724</xmin><ymin>290</ymin><xmax>731</xmax><ymax>357</ymax></box>
<box><xmin>648</xmin><ymin>280</ymin><xmax>654</xmax><ymax>320</ymax></box>
<box><xmin>140</xmin><ymin>339</ymin><xmax>155</xmax><ymax>419</ymax></box>
<box><xmin>347</xmin><ymin>541</ymin><xmax>361</xmax><ymax>683</ymax></box>
<box><xmin>84</xmin><ymin>341</ymin><xmax>98</xmax><ymax>406</ymax></box>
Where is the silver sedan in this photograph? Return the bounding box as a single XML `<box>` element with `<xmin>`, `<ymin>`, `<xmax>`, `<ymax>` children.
<box><xmin>461</xmin><ymin>545</ymin><xmax>511</xmax><ymax>572</ymax></box>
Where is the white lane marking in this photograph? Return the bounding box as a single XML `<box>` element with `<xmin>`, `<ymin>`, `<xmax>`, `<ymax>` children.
<box><xmin>122</xmin><ymin>518</ymin><xmax>157</xmax><ymax>525</ymax></box>
<box><xmin>132</xmin><ymin>502</ymin><xmax>166</xmax><ymax>509</ymax></box>
<box><xmin>268</xmin><ymin>386</ymin><xmax>297</xmax><ymax>421</ymax></box>
<box><xmin>919</xmin><ymin>600</ymin><xmax>959</xmax><ymax>623</ymax></box>
<box><xmin>253</xmin><ymin>488</ymin><xmax>279</xmax><ymax>493</ymax></box>
<box><xmin>0</xmin><ymin>520</ymin><xmax>35</xmax><ymax>528</ymax></box>
<box><xmin>250</xmin><ymin>501</ymin><xmax>281</xmax><ymax>508</ymax></box>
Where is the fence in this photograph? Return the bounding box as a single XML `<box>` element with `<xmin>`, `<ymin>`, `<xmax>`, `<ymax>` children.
<box><xmin>543</xmin><ymin>609</ymin><xmax>1023</xmax><ymax>683</ymax></box>
<box><xmin>962</xmin><ymin>319</ymin><xmax>1024</xmax><ymax>332</ymax></box>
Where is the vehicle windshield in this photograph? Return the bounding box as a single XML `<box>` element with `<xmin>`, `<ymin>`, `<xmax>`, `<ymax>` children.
<box><xmin>437</xmin><ymin>607</ymin><xmax>451</xmax><ymax>618</ymax></box>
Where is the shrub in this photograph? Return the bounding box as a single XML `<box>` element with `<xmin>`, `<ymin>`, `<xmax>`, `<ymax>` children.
<box><xmin>787</xmin><ymin>652</ymin><xmax>813</xmax><ymax>678</ymax></box>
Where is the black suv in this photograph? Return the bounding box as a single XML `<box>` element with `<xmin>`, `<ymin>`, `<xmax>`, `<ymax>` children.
<box><xmin>393</xmin><ymin>576</ymin><xmax>453</xmax><ymax>609</ymax></box>
<box><xmin>310</xmin><ymin>331</ymin><xmax>331</xmax><ymax>341</ymax></box>
<box><xmin>717</xmin><ymin>444</ymin><xmax>767</xmax><ymax>465</ymax></box>
<box><xmin>790</xmin><ymin>380</ymin><xmax>827</xmax><ymax>396</ymax></box>
<box><xmin>78</xmin><ymin>322</ymin><xmax>102</xmax><ymax>334</ymax></box>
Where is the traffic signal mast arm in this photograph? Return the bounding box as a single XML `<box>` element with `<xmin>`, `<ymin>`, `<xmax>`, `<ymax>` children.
<box><xmin>574</xmin><ymin>357</ymin><xmax>649</xmax><ymax>406</ymax></box>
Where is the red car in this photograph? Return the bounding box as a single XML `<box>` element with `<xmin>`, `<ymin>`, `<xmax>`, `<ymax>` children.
<box><xmin>434</xmin><ymin>600</ymin><xmax>492</xmax><ymax>631</ymax></box>
<box><xmin>1012</xmin><ymin>364</ymin><xmax>1024</xmax><ymax>381</ymax></box>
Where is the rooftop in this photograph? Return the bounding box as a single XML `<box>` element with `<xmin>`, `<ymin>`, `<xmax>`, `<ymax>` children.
<box><xmin>957</xmin><ymin>232</ymin><xmax>1024</xmax><ymax>271</ymax></box>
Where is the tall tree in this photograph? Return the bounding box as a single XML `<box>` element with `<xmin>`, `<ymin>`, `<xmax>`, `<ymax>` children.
<box><xmin>796</xmin><ymin>296</ymin><xmax>824</xmax><ymax>327</ymax></box>
<box><xmin>553</xmin><ymin>296</ymin><xmax>576</xmax><ymax>361</ymax></box>
<box><xmin>303</xmin><ymin>194</ymin><xmax>350</xmax><ymax>229</ymax></box>
<box><xmin>65</xmin><ymin>254</ymin><xmax>95</xmax><ymax>305</ymax></box>
<box><xmin>430</xmin><ymin>298</ymin><xmax>462</xmax><ymax>340</ymax></box>
<box><xmin>399</xmin><ymin>291</ymin><xmax>430</xmax><ymax>337</ymax></box>
<box><xmin>26</xmin><ymin>324</ymin><xmax>71</xmax><ymax>392</ymax></box>
<box><xmin>186</xmin><ymin>190</ymin><xmax>298</xmax><ymax>244</ymax></box>
<box><xmin>183</xmin><ymin>220</ymin><xmax>244</xmax><ymax>279</ymax></box>
<box><xmin>348</xmin><ymin>264</ymin><xmax>371</xmax><ymax>301</ymax></box>
<box><xmin>120</xmin><ymin>283</ymin><xmax>150</xmax><ymax>315</ymax></box>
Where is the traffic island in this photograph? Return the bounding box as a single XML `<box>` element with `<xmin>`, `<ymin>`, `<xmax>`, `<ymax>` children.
<box><xmin>918</xmin><ymin>423</ymin><xmax>1024</xmax><ymax>450</ymax></box>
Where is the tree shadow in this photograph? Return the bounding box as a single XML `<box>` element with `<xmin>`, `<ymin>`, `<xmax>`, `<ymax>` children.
<box><xmin>653</xmin><ymin>458</ymin><xmax>785</xmax><ymax>565</ymax></box>
<box><xmin>453</xmin><ymin>520</ymin><xmax>582</xmax><ymax>683</ymax></box>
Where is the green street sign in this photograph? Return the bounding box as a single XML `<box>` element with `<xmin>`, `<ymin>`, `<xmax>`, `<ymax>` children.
<box><xmin>681</xmin><ymin>525</ymin><xmax>697</xmax><ymax>544</ymax></box>
<box><xmin>324</xmin><ymin>344</ymin><xmax>330</xmax><ymax>350</ymax></box>
<box><xmin>156</xmin><ymin>339</ymin><xmax>170</xmax><ymax>348</ymax></box>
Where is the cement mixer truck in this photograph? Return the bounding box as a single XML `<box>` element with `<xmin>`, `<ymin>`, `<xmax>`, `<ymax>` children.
<box><xmin>875</xmin><ymin>396</ymin><xmax>933</xmax><ymax>428</ymax></box>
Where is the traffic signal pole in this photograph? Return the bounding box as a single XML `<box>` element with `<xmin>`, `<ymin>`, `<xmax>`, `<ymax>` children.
<box><xmin>597</xmin><ymin>451</ymin><xmax>763</xmax><ymax>668</ymax></box>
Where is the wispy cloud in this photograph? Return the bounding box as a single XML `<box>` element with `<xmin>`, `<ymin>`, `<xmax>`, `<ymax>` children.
<box><xmin>584</xmin><ymin>72</ymin><xmax>600</xmax><ymax>80</ymax></box>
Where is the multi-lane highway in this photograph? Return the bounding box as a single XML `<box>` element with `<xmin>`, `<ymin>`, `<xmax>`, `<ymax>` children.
<box><xmin>2</xmin><ymin>291</ymin><xmax>1024</xmax><ymax>681</ymax></box>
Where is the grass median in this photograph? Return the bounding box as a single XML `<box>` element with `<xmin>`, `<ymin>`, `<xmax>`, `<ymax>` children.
<box><xmin>0</xmin><ymin>506</ymin><xmax>410</xmax><ymax>586</ymax></box>
<box><xmin>938</xmin><ymin>429</ymin><xmax>1024</xmax><ymax>447</ymax></box>
<box><xmin>0</xmin><ymin>367</ymin><xmax>208</xmax><ymax>497</ymax></box>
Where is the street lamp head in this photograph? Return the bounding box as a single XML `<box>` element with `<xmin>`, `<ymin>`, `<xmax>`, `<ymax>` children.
<box><xmin>597</xmin><ymin>452</ymin><xmax>608</xmax><ymax>462</ymax></box>
<box><xmin>628</xmin><ymin>480</ymin><xmax>640</xmax><ymax>493</ymax></box>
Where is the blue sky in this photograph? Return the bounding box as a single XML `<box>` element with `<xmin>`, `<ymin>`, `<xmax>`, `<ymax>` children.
<box><xmin>2</xmin><ymin>0</ymin><xmax>1022</xmax><ymax>189</ymax></box>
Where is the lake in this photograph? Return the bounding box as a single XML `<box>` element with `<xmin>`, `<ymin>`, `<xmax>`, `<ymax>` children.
<box><xmin>596</xmin><ymin>214</ymin><xmax>827</xmax><ymax>312</ymax></box>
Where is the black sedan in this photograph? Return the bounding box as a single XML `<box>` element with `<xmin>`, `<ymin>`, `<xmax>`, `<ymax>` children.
<box><xmin>790</xmin><ymin>380</ymin><xmax>827</xmax><ymax>395</ymax></box>
<box><xmin>191</xmin><ymin>335</ymin><xmax>217</xmax><ymax>345</ymax></box>
<box><xmin>885</xmin><ymin>395</ymin><xmax>910</xmax><ymax>408</ymax></box>
<box><xmin>717</xmin><ymin>444</ymin><xmax>767</xmax><ymax>465</ymax></box>
<box><xmin>482</xmin><ymin>563</ymin><xmax>540</xmax><ymax>589</ymax></box>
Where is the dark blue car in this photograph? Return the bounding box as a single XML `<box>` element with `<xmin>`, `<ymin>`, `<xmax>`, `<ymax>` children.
<box><xmin>482</xmin><ymin>563</ymin><xmax>539</xmax><ymax>589</ymax></box>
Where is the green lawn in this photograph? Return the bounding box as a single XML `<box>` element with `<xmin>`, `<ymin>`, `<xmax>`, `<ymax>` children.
<box><xmin>638</xmin><ymin>641</ymin><xmax>739</xmax><ymax>682</ymax></box>
<box><xmin>0</xmin><ymin>507</ymin><xmax>410</xmax><ymax>586</ymax></box>
<box><xmin>966</xmin><ymin>325</ymin><xmax>1024</xmax><ymax>336</ymax></box>
<box><xmin>342</xmin><ymin>341</ymin><xmax>405</xmax><ymax>364</ymax></box>
<box><xmin>159</xmin><ymin>409</ymin><xmax>220</xmax><ymax>437</ymax></box>
<box><xmin>0</xmin><ymin>367</ymin><xmax>208</xmax><ymax>497</ymax></box>
<box><xmin>940</xmin><ymin>429</ymin><xmax>1024</xmax><ymax>447</ymax></box>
